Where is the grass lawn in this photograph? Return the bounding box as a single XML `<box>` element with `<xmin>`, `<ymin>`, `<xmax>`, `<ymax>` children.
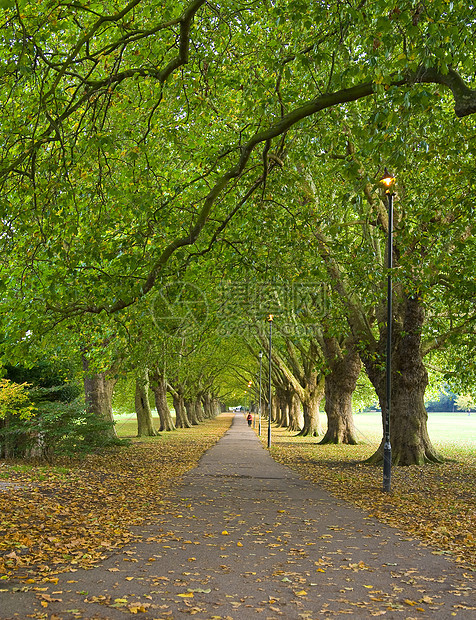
<box><xmin>352</xmin><ymin>410</ymin><xmax>476</xmax><ymax>449</ymax></box>
<box><xmin>114</xmin><ymin>415</ymin><xmax>162</xmax><ymax>438</ymax></box>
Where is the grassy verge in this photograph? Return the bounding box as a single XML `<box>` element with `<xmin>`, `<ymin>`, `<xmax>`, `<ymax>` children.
<box><xmin>261</xmin><ymin>424</ymin><xmax>476</xmax><ymax>571</ymax></box>
<box><xmin>0</xmin><ymin>413</ymin><xmax>232</xmax><ymax>582</ymax></box>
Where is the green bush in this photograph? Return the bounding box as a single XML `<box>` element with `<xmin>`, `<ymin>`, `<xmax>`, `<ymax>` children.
<box><xmin>0</xmin><ymin>392</ymin><xmax>126</xmax><ymax>461</ymax></box>
<box><xmin>1</xmin><ymin>362</ymin><xmax>128</xmax><ymax>460</ymax></box>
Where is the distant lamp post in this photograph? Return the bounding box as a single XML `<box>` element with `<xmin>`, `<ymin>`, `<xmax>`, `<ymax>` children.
<box><xmin>258</xmin><ymin>351</ymin><xmax>263</xmax><ymax>436</ymax></box>
<box><xmin>267</xmin><ymin>314</ymin><xmax>274</xmax><ymax>449</ymax></box>
<box><xmin>381</xmin><ymin>167</ymin><xmax>395</xmax><ymax>493</ymax></box>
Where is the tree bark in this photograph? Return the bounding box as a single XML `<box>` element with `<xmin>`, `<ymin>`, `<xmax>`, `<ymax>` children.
<box><xmin>320</xmin><ymin>338</ymin><xmax>360</xmax><ymax>444</ymax></box>
<box><xmin>275</xmin><ymin>389</ymin><xmax>289</xmax><ymax>428</ymax></box>
<box><xmin>297</xmin><ymin>376</ymin><xmax>325</xmax><ymax>437</ymax></box>
<box><xmin>287</xmin><ymin>391</ymin><xmax>303</xmax><ymax>432</ymax></box>
<box><xmin>194</xmin><ymin>397</ymin><xmax>205</xmax><ymax>422</ymax></box>
<box><xmin>135</xmin><ymin>369</ymin><xmax>158</xmax><ymax>437</ymax></box>
<box><xmin>172</xmin><ymin>390</ymin><xmax>191</xmax><ymax>428</ymax></box>
<box><xmin>364</xmin><ymin>295</ymin><xmax>442</xmax><ymax>465</ymax></box>
<box><xmin>202</xmin><ymin>392</ymin><xmax>213</xmax><ymax>418</ymax></box>
<box><xmin>150</xmin><ymin>372</ymin><xmax>175</xmax><ymax>431</ymax></box>
<box><xmin>185</xmin><ymin>399</ymin><xmax>200</xmax><ymax>425</ymax></box>
<box><xmin>211</xmin><ymin>396</ymin><xmax>222</xmax><ymax>417</ymax></box>
<box><xmin>82</xmin><ymin>356</ymin><xmax>118</xmax><ymax>440</ymax></box>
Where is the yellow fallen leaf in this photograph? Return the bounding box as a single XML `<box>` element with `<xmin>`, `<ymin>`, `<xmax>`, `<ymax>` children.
<box><xmin>178</xmin><ymin>592</ymin><xmax>194</xmax><ymax>598</ymax></box>
<box><xmin>237</xmin><ymin>542</ymin><xmax>243</xmax><ymax>547</ymax></box>
<box><xmin>221</xmin><ymin>531</ymin><xmax>229</xmax><ymax>535</ymax></box>
<box><xmin>126</xmin><ymin>576</ymin><xmax>134</xmax><ymax>581</ymax></box>
<box><xmin>295</xmin><ymin>590</ymin><xmax>307</xmax><ymax>596</ymax></box>
<box><xmin>128</xmin><ymin>604</ymin><xmax>148</xmax><ymax>613</ymax></box>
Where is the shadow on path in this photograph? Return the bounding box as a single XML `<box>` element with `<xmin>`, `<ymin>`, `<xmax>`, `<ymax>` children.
<box><xmin>1</xmin><ymin>413</ymin><xmax>475</xmax><ymax>619</ymax></box>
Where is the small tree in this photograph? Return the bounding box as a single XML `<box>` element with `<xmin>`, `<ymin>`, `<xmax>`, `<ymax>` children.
<box><xmin>0</xmin><ymin>379</ymin><xmax>36</xmax><ymax>458</ymax></box>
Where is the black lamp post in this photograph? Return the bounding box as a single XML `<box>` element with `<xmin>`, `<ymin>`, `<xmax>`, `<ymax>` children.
<box><xmin>267</xmin><ymin>315</ymin><xmax>273</xmax><ymax>449</ymax></box>
<box><xmin>258</xmin><ymin>351</ymin><xmax>263</xmax><ymax>435</ymax></box>
<box><xmin>381</xmin><ymin>168</ymin><xmax>395</xmax><ymax>493</ymax></box>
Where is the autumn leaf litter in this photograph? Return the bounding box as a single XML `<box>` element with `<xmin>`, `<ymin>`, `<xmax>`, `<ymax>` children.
<box><xmin>0</xmin><ymin>416</ymin><xmax>231</xmax><ymax>581</ymax></box>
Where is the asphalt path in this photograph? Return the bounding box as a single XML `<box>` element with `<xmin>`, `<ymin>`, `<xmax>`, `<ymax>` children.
<box><xmin>1</xmin><ymin>412</ymin><xmax>475</xmax><ymax>619</ymax></box>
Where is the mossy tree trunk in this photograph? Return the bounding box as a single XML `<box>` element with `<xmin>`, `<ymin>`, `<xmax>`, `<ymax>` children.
<box><xmin>364</xmin><ymin>295</ymin><xmax>442</xmax><ymax>465</ymax></box>
<box><xmin>320</xmin><ymin>338</ymin><xmax>360</xmax><ymax>445</ymax></box>
<box><xmin>172</xmin><ymin>389</ymin><xmax>191</xmax><ymax>428</ymax></box>
<box><xmin>297</xmin><ymin>376</ymin><xmax>325</xmax><ymax>437</ymax></box>
<box><xmin>82</xmin><ymin>356</ymin><xmax>118</xmax><ymax>440</ymax></box>
<box><xmin>135</xmin><ymin>369</ymin><xmax>158</xmax><ymax>437</ymax></box>
<box><xmin>287</xmin><ymin>391</ymin><xmax>303</xmax><ymax>432</ymax></box>
<box><xmin>150</xmin><ymin>371</ymin><xmax>175</xmax><ymax>431</ymax></box>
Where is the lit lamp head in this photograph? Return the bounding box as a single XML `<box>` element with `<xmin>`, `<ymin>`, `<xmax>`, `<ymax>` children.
<box><xmin>380</xmin><ymin>167</ymin><xmax>395</xmax><ymax>194</ymax></box>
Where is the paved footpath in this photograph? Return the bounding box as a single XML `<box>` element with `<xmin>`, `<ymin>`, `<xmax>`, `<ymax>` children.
<box><xmin>1</xmin><ymin>413</ymin><xmax>475</xmax><ymax>619</ymax></box>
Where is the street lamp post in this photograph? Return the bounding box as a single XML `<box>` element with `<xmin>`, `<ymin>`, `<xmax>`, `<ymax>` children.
<box><xmin>267</xmin><ymin>315</ymin><xmax>273</xmax><ymax>449</ymax></box>
<box><xmin>258</xmin><ymin>351</ymin><xmax>263</xmax><ymax>436</ymax></box>
<box><xmin>381</xmin><ymin>168</ymin><xmax>395</xmax><ymax>494</ymax></box>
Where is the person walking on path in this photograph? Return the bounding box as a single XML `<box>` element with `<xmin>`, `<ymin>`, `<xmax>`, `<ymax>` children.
<box><xmin>1</xmin><ymin>412</ymin><xmax>474</xmax><ymax>619</ymax></box>
<box><xmin>246</xmin><ymin>411</ymin><xmax>253</xmax><ymax>426</ymax></box>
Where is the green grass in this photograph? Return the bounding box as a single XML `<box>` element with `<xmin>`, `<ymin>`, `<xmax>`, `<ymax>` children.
<box><xmin>113</xmin><ymin>415</ymin><xmax>175</xmax><ymax>439</ymax></box>
<box><xmin>0</xmin><ymin>464</ymin><xmax>72</xmax><ymax>480</ymax></box>
<box><xmin>352</xmin><ymin>410</ymin><xmax>476</xmax><ymax>448</ymax></box>
<box><xmin>113</xmin><ymin>411</ymin><xmax>475</xmax><ymax>456</ymax></box>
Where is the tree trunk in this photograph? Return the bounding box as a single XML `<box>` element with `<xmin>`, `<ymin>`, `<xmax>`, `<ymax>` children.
<box><xmin>211</xmin><ymin>396</ymin><xmax>221</xmax><ymax>417</ymax></box>
<box><xmin>297</xmin><ymin>376</ymin><xmax>325</xmax><ymax>437</ymax></box>
<box><xmin>135</xmin><ymin>369</ymin><xmax>158</xmax><ymax>437</ymax></box>
<box><xmin>320</xmin><ymin>340</ymin><xmax>360</xmax><ymax>444</ymax></box>
<box><xmin>82</xmin><ymin>356</ymin><xmax>117</xmax><ymax>440</ymax></box>
<box><xmin>194</xmin><ymin>397</ymin><xmax>205</xmax><ymax>422</ymax></box>
<box><xmin>202</xmin><ymin>392</ymin><xmax>213</xmax><ymax>418</ymax></box>
<box><xmin>185</xmin><ymin>399</ymin><xmax>200</xmax><ymax>425</ymax></box>
<box><xmin>287</xmin><ymin>391</ymin><xmax>303</xmax><ymax>432</ymax></box>
<box><xmin>364</xmin><ymin>295</ymin><xmax>442</xmax><ymax>465</ymax></box>
<box><xmin>150</xmin><ymin>373</ymin><xmax>175</xmax><ymax>431</ymax></box>
<box><xmin>275</xmin><ymin>389</ymin><xmax>288</xmax><ymax>427</ymax></box>
<box><xmin>271</xmin><ymin>392</ymin><xmax>279</xmax><ymax>423</ymax></box>
<box><xmin>172</xmin><ymin>390</ymin><xmax>191</xmax><ymax>428</ymax></box>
